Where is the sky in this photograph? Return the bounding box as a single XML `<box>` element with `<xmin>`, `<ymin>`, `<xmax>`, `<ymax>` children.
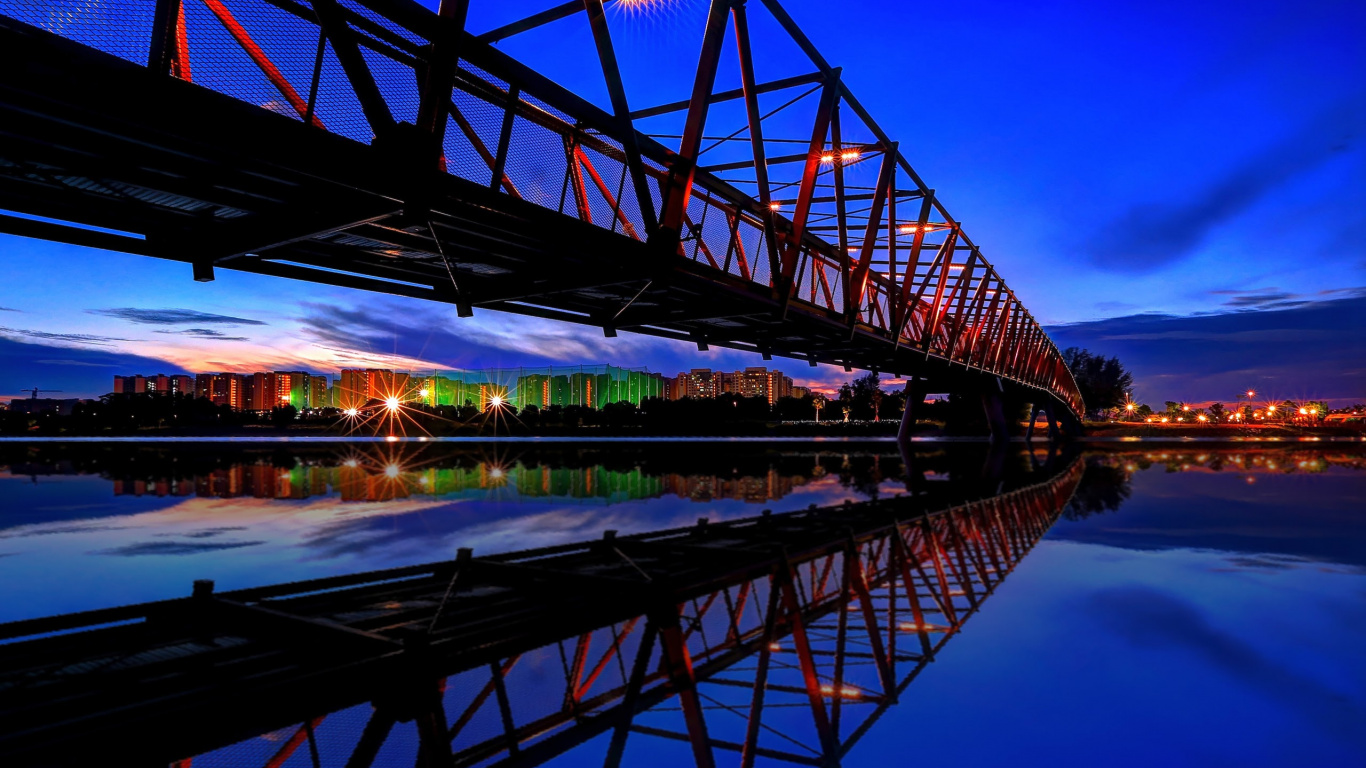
<box><xmin>0</xmin><ymin>0</ymin><xmax>1362</xmax><ymax>404</ymax></box>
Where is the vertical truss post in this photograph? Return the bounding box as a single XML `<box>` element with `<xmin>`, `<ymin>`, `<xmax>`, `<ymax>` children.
<box><xmin>893</xmin><ymin>192</ymin><xmax>934</xmax><ymax>342</ymax></box>
<box><xmin>490</xmin><ymin>659</ymin><xmax>520</xmax><ymax>758</ymax></box>
<box><xmin>778</xmin><ymin>74</ymin><xmax>839</xmax><ymax>315</ymax></box>
<box><xmin>414</xmin><ymin>681</ymin><xmax>453</xmax><ymax>768</ymax></box>
<box><xmin>313</xmin><ymin>0</ymin><xmax>395</xmax><ymax>140</ymax></box>
<box><xmin>849</xmin><ymin>144</ymin><xmax>896</xmax><ymax>327</ymax></box>
<box><xmin>148</xmin><ymin>0</ymin><xmax>185</xmax><ymax>76</ymax></box>
<box><xmin>564</xmin><ymin>135</ymin><xmax>593</xmax><ymax>223</ymax></box>
<box><xmin>583</xmin><ymin>0</ymin><xmax>659</xmax><ymax>238</ymax></box>
<box><xmin>776</xmin><ymin>554</ymin><xmax>837</xmax><ymax>759</ymax></box>
<box><xmin>415</xmin><ymin>0</ymin><xmax>468</xmax><ymax>170</ymax></box>
<box><xmin>846</xmin><ymin>537</ymin><xmax>895</xmax><ymax>699</ymax></box>
<box><xmin>739</xmin><ymin>574</ymin><xmax>783</xmax><ymax>768</ymax></box>
<box><xmin>656</xmin><ymin>604</ymin><xmax>716</xmax><ymax>768</ymax></box>
<box><xmin>732</xmin><ymin>0</ymin><xmax>782</xmax><ymax>284</ymax></box>
<box><xmin>831</xmin><ymin>104</ymin><xmax>850</xmax><ymax>318</ymax></box>
<box><xmin>656</xmin><ymin>0</ymin><xmax>733</xmax><ymax>250</ymax></box>
<box><xmin>921</xmin><ymin>227</ymin><xmax>960</xmax><ymax>351</ymax></box>
<box><xmin>831</xmin><ymin>542</ymin><xmax>851</xmax><ymax>737</ymax></box>
<box><xmin>491</xmin><ymin>87</ymin><xmax>519</xmax><ymax>190</ymax></box>
<box><xmin>941</xmin><ymin>250</ymin><xmax>980</xmax><ymax>358</ymax></box>
<box><xmin>885</xmin><ymin>176</ymin><xmax>898</xmax><ymax>325</ymax></box>
<box><xmin>891</xmin><ymin>529</ymin><xmax>934</xmax><ymax>657</ymax></box>
<box><xmin>344</xmin><ymin>708</ymin><xmax>396</xmax><ymax>768</ymax></box>
<box><xmin>604</xmin><ymin>619</ymin><xmax>659</xmax><ymax>768</ymax></box>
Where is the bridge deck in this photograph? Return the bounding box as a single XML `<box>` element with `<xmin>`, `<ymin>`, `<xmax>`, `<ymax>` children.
<box><xmin>0</xmin><ymin>456</ymin><xmax>1082</xmax><ymax>766</ymax></box>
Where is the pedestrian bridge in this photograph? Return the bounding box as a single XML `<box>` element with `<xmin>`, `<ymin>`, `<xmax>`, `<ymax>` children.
<box><xmin>0</xmin><ymin>0</ymin><xmax>1083</xmax><ymax>422</ymax></box>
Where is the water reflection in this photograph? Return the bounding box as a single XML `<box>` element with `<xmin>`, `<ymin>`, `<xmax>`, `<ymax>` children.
<box><xmin>0</xmin><ymin>442</ymin><xmax>1362</xmax><ymax>767</ymax></box>
<box><xmin>0</xmin><ymin>448</ymin><xmax>1085</xmax><ymax>768</ymax></box>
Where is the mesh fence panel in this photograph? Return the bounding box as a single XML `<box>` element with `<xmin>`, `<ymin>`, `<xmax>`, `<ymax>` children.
<box><xmin>181</xmin><ymin>0</ymin><xmax>320</xmax><ymax>124</ymax></box>
<box><xmin>0</xmin><ymin>0</ymin><xmax>155</xmax><ymax>64</ymax></box>
<box><xmin>447</xmin><ymin>88</ymin><xmax>505</xmax><ymax>187</ymax></box>
<box><xmin>504</xmin><ymin>114</ymin><xmax>573</xmax><ymax>214</ymax></box>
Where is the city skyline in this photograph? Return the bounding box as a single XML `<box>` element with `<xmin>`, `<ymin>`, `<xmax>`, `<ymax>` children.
<box><xmin>72</xmin><ymin>364</ymin><xmax>813</xmax><ymax>413</ymax></box>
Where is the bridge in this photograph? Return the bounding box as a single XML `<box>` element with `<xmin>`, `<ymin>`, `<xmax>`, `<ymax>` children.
<box><xmin>0</xmin><ymin>449</ymin><xmax>1082</xmax><ymax>766</ymax></box>
<box><xmin>0</xmin><ymin>0</ymin><xmax>1084</xmax><ymax>432</ymax></box>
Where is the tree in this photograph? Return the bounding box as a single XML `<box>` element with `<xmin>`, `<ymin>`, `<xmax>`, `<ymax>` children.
<box><xmin>1062</xmin><ymin>347</ymin><xmax>1134</xmax><ymax>414</ymax></box>
<box><xmin>1209</xmin><ymin>402</ymin><xmax>1225</xmax><ymax>421</ymax></box>
<box><xmin>270</xmin><ymin>404</ymin><xmax>297</xmax><ymax>428</ymax></box>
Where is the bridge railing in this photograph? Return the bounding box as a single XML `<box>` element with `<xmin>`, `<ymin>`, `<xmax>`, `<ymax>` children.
<box><xmin>0</xmin><ymin>0</ymin><xmax>1083</xmax><ymax>416</ymax></box>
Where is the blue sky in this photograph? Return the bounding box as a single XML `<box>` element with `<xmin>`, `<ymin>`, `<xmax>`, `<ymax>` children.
<box><xmin>0</xmin><ymin>0</ymin><xmax>1362</xmax><ymax>402</ymax></box>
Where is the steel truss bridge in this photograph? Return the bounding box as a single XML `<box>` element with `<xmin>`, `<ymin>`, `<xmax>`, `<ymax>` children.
<box><xmin>0</xmin><ymin>451</ymin><xmax>1082</xmax><ymax>767</ymax></box>
<box><xmin>0</xmin><ymin>0</ymin><xmax>1083</xmax><ymax>422</ymax></box>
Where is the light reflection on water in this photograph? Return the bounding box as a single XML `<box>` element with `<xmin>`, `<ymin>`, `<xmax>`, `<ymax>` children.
<box><xmin>1</xmin><ymin>441</ymin><xmax>1363</xmax><ymax>766</ymax></box>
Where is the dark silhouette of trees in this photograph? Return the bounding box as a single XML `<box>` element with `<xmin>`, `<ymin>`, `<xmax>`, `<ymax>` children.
<box><xmin>1062</xmin><ymin>347</ymin><xmax>1134</xmax><ymax>414</ymax></box>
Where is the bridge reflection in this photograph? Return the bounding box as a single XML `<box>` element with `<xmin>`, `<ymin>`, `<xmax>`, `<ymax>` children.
<box><xmin>0</xmin><ymin>449</ymin><xmax>1081</xmax><ymax>767</ymax></box>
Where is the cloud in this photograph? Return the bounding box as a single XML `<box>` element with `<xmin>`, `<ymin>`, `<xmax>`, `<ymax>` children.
<box><xmin>34</xmin><ymin>358</ymin><xmax>121</xmax><ymax>367</ymax></box>
<box><xmin>0</xmin><ymin>327</ymin><xmax>133</xmax><ymax>346</ymax></box>
<box><xmin>1087</xmin><ymin>101</ymin><xmax>1362</xmax><ymax>271</ymax></box>
<box><xmin>88</xmin><ymin>308</ymin><xmax>266</xmax><ymax>326</ymax></box>
<box><xmin>153</xmin><ymin>328</ymin><xmax>251</xmax><ymax>341</ymax></box>
<box><xmin>294</xmin><ymin>301</ymin><xmax>632</xmax><ymax>370</ymax></box>
<box><xmin>0</xmin><ymin>307</ymin><xmax>19</xmax><ymax>312</ymax></box>
<box><xmin>0</xmin><ymin>336</ymin><xmax>186</xmax><ymax>399</ymax></box>
<box><xmin>94</xmin><ymin>540</ymin><xmax>266</xmax><ymax>556</ymax></box>
<box><xmin>1047</xmin><ymin>293</ymin><xmax>1366</xmax><ymax>404</ymax></box>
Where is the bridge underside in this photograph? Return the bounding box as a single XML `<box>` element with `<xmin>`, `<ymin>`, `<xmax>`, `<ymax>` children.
<box><xmin>0</xmin><ymin>17</ymin><xmax>1075</xmax><ymax>420</ymax></box>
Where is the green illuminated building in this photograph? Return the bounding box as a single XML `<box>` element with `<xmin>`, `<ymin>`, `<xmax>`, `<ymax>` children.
<box><xmin>411</xmin><ymin>365</ymin><xmax>665</xmax><ymax>410</ymax></box>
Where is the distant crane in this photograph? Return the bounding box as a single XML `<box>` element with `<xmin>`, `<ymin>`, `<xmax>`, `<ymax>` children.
<box><xmin>17</xmin><ymin>388</ymin><xmax>63</xmax><ymax>399</ymax></box>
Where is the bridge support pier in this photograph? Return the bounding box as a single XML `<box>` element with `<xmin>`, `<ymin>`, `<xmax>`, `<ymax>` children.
<box><xmin>1024</xmin><ymin>405</ymin><xmax>1042</xmax><ymax>441</ymax></box>
<box><xmin>1042</xmin><ymin>401</ymin><xmax>1063</xmax><ymax>441</ymax></box>
<box><xmin>980</xmin><ymin>378</ymin><xmax>1009</xmax><ymax>443</ymax></box>
<box><xmin>897</xmin><ymin>378</ymin><xmax>920</xmax><ymax>444</ymax></box>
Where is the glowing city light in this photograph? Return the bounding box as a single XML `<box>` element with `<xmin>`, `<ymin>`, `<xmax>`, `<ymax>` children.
<box><xmin>1246</xmin><ymin>390</ymin><xmax>1256</xmax><ymax>397</ymax></box>
<box><xmin>820</xmin><ymin>153</ymin><xmax>835</xmax><ymax>164</ymax></box>
<box><xmin>1182</xmin><ymin>405</ymin><xmax>1190</xmax><ymax>411</ymax></box>
<box><xmin>344</xmin><ymin>408</ymin><xmax>359</xmax><ymax>417</ymax></box>
<box><xmin>819</xmin><ymin>684</ymin><xmax>862</xmax><ymax>698</ymax></box>
<box><xmin>418</xmin><ymin>388</ymin><xmax>429</xmax><ymax>398</ymax></box>
<box><xmin>769</xmin><ymin>201</ymin><xmax>781</xmax><ymax>211</ymax></box>
<box><xmin>489</xmin><ymin>395</ymin><xmax>504</xmax><ymax>408</ymax></box>
<box><xmin>385</xmin><ymin>396</ymin><xmax>401</xmax><ymax>412</ymax></box>
<box><xmin>1197</xmin><ymin>414</ymin><xmax>1208</xmax><ymax>422</ymax></box>
<box><xmin>840</xmin><ymin>150</ymin><xmax>860</xmax><ymax>161</ymax></box>
<box><xmin>1299</xmin><ymin>407</ymin><xmax>1307</xmax><ymax>415</ymax></box>
<box><xmin>1125</xmin><ymin>403</ymin><xmax>1135</xmax><ymax>412</ymax></box>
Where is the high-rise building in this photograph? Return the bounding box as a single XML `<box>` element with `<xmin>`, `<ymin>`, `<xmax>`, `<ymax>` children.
<box><xmin>666</xmin><ymin>367</ymin><xmax>794</xmax><ymax>404</ymax></box>
<box><xmin>195</xmin><ymin>373</ymin><xmax>214</xmax><ymax>400</ymax></box>
<box><xmin>245</xmin><ymin>372</ymin><xmax>276</xmax><ymax>412</ymax></box>
<box><xmin>308</xmin><ymin>376</ymin><xmax>327</xmax><ymax>410</ymax></box>
<box><xmin>209</xmin><ymin>373</ymin><xmax>245</xmax><ymax>410</ymax></box>
<box><xmin>113</xmin><ymin>374</ymin><xmax>195</xmax><ymax>396</ymax></box>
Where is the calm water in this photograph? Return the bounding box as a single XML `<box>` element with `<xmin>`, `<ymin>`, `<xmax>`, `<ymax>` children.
<box><xmin>1</xmin><ymin>440</ymin><xmax>1363</xmax><ymax>766</ymax></box>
